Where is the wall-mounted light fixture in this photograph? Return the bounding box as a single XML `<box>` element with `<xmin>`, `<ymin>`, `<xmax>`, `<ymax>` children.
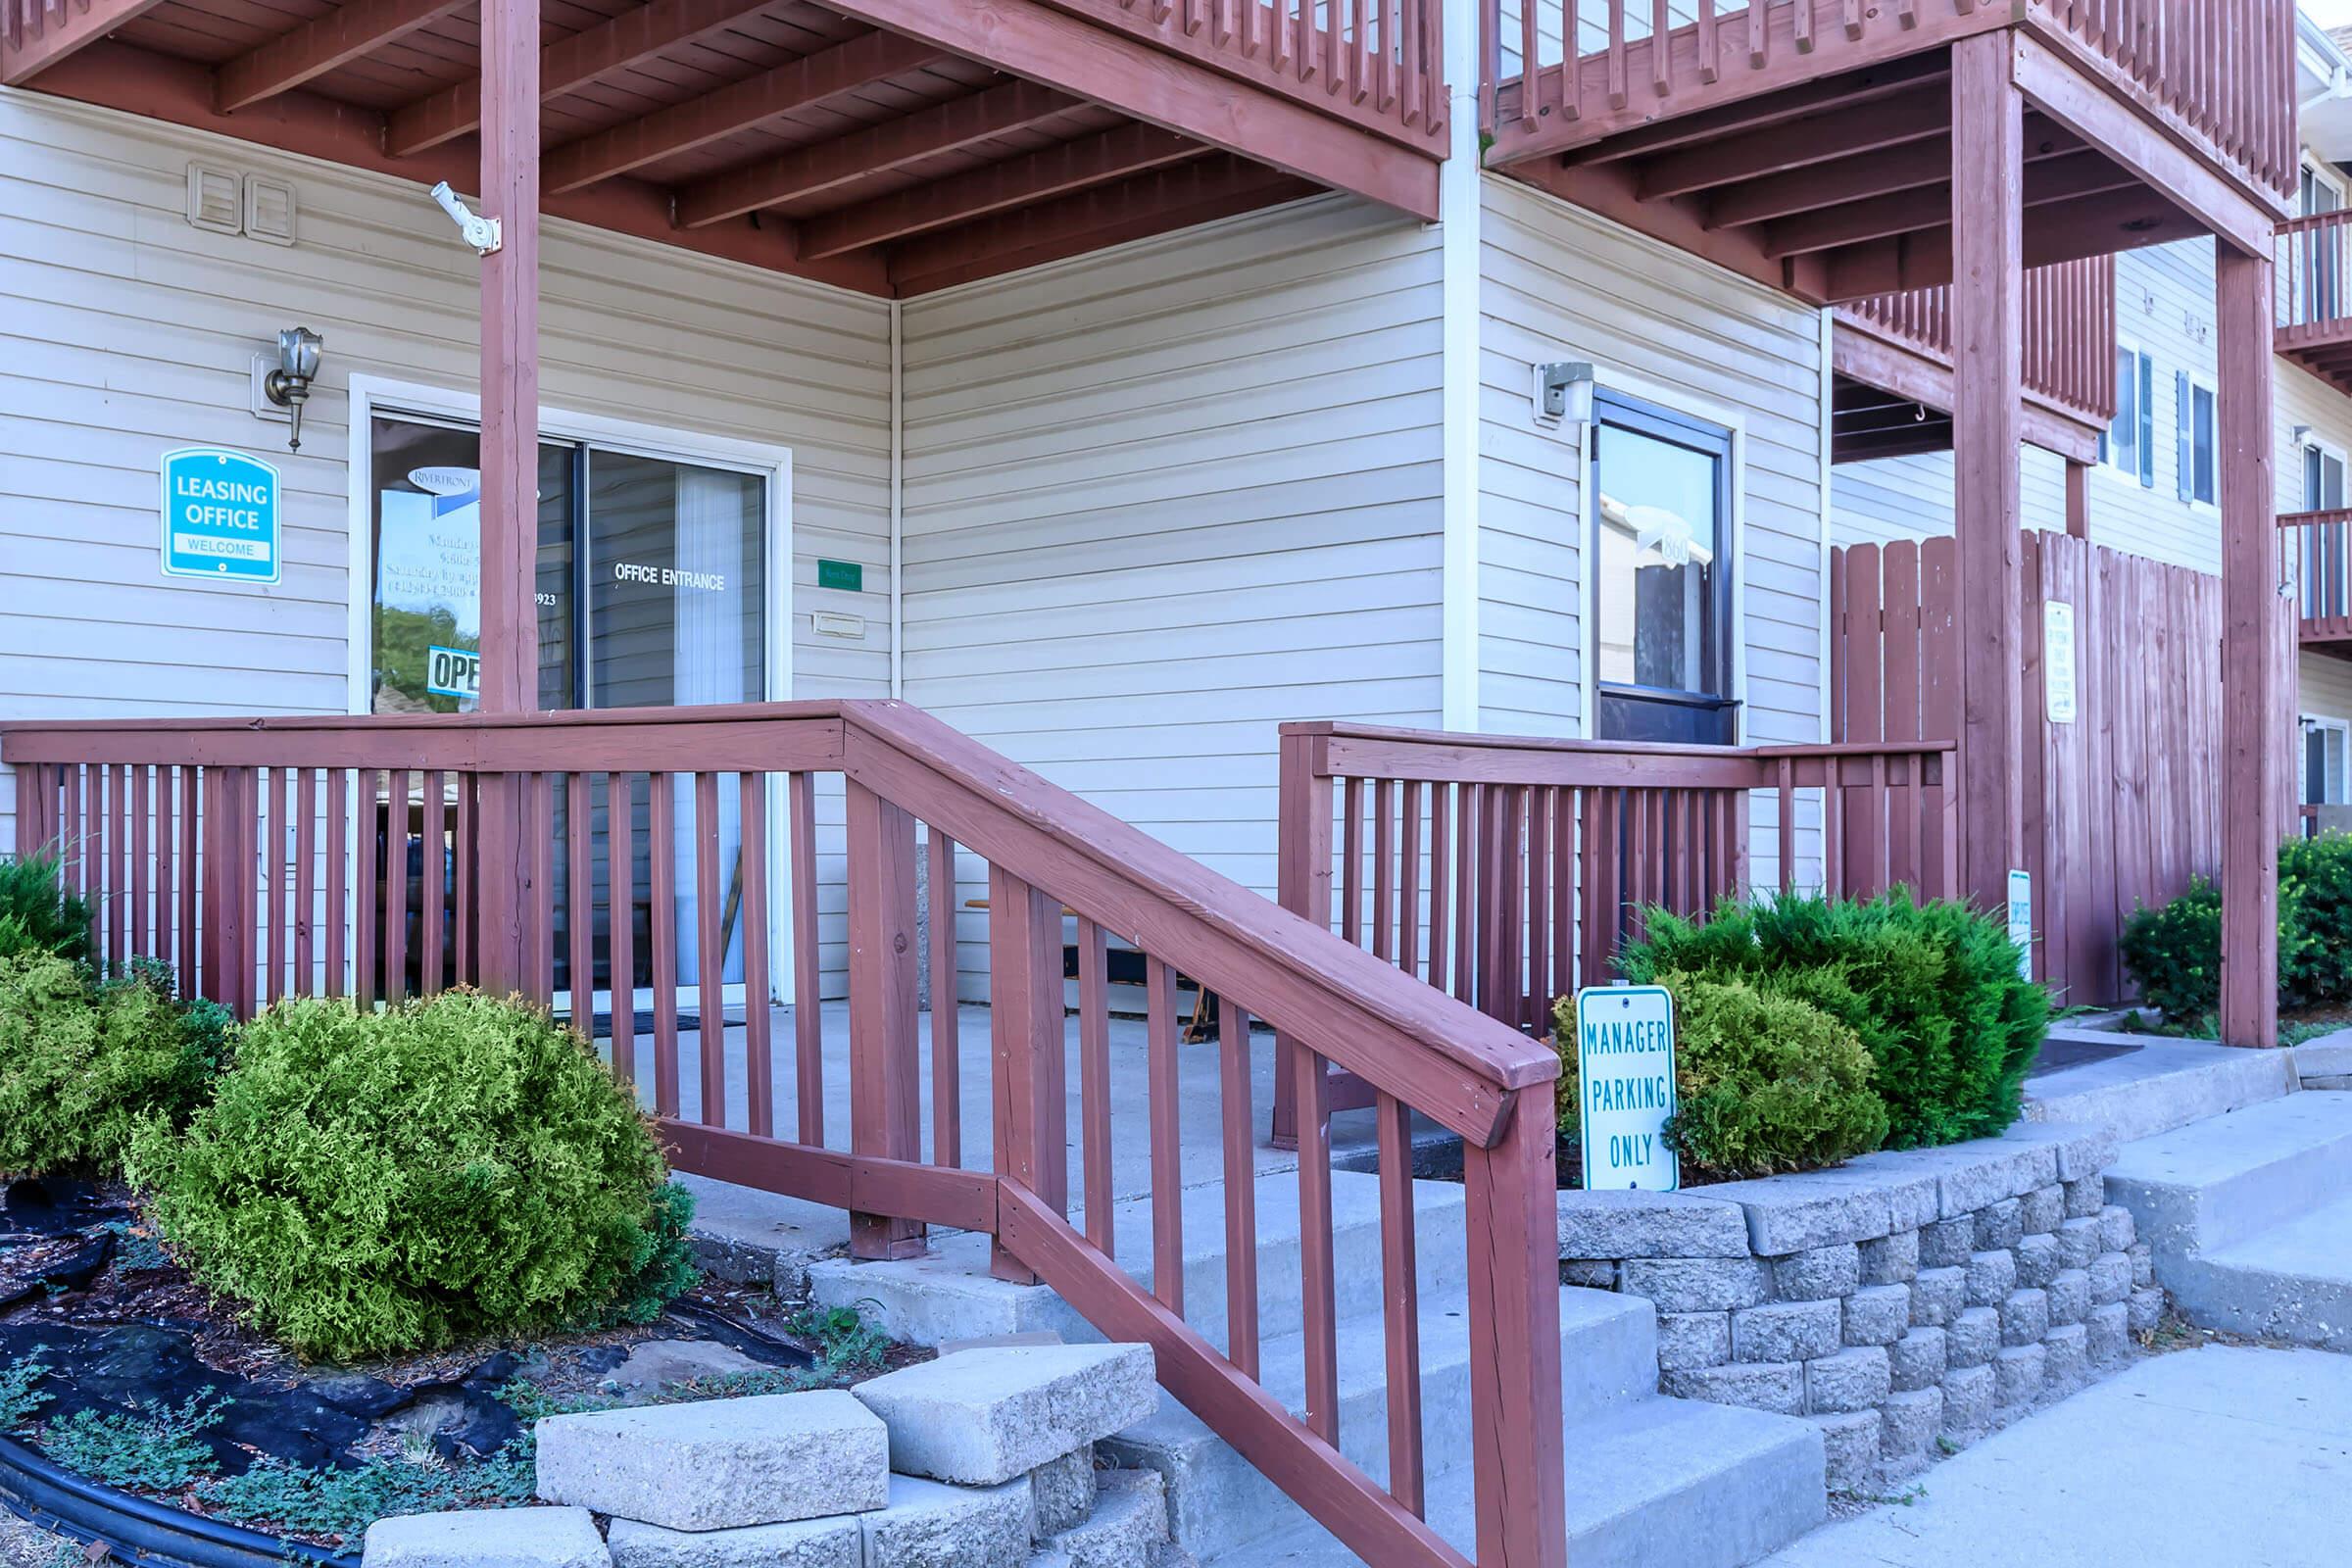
<box><xmin>261</xmin><ymin>326</ymin><xmax>323</xmax><ymax>452</ymax></box>
<box><xmin>1533</xmin><ymin>361</ymin><xmax>1595</xmax><ymax>428</ymax></box>
<box><xmin>2293</xmin><ymin>423</ymin><xmax>2317</xmax><ymax>449</ymax></box>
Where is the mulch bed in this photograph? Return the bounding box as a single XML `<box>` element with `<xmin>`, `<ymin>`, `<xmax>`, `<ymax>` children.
<box><xmin>0</xmin><ymin>1175</ymin><xmax>916</xmax><ymax>1549</ymax></box>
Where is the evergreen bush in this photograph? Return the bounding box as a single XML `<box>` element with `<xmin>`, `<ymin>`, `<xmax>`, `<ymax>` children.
<box><xmin>1552</xmin><ymin>974</ymin><xmax>1886</xmax><ymax>1180</ymax></box>
<box><xmin>2121</xmin><ymin>834</ymin><xmax>2352</xmax><ymax>1023</ymax></box>
<box><xmin>2119</xmin><ymin>875</ymin><xmax>2226</xmax><ymax>1022</ymax></box>
<box><xmin>1616</xmin><ymin>890</ymin><xmax>2047</xmax><ymax>1150</ymax></box>
<box><xmin>128</xmin><ymin>989</ymin><xmax>697</xmax><ymax>1362</ymax></box>
<box><xmin>0</xmin><ymin>953</ymin><xmax>232</xmax><ymax>1178</ymax></box>
<box><xmin>0</xmin><ymin>851</ymin><xmax>92</xmax><ymax>965</ymax></box>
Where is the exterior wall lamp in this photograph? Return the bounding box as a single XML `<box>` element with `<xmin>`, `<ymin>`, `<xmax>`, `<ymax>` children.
<box><xmin>1534</xmin><ymin>360</ymin><xmax>1595</xmax><ymax>428</ymax></box>
<box><xmin>262</xmin><ymin>326</ymin><xmax>323</xmax><ymax>452</ymax></box>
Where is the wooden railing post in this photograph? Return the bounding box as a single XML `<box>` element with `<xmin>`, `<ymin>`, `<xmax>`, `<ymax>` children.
<box><xmin>847</xmin><ymin>778</ymin><xmax>926</xmax><ymax>1260</ymax></box>
<box><xmin>1462</xmin><ymin>1087</ymin><xmax>1566</xmax><ymax>1568</ymax></box>
<box><xmin>1272</xmin><ymin>727</ymin><xmax>1333</xmax><ymax>1150</ymax></box>
<box><xmin>989</xmin><ymin>863</ymin><xmax>1066</xmax><ymax>1284</ymax></box>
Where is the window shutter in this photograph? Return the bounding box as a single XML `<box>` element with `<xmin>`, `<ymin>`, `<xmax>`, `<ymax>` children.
<box><xmin>2137</xmin><ymin>356</ymin><xmax>2155</xmax><ymax>488</ymax></box>
<box><xmin>2175</xmin><ymin>371</ymin><xmax>2192</xmax><ymax>500</ymax></box>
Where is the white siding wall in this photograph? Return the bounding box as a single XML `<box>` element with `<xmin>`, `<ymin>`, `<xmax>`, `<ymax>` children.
<box><xmin>899</xmin><ymin>195</ymin><xmax>1446</xmax><ymax>979</ymax></box>
<box><xmin>0</xmin><ymin>90</ymin><xmax>894</xmax><ymax>989</ymax></box>
<box><xmin>1476</xmin><ymin>175</ymin><xmax>1829</xmax><ymax>883</ymax></box>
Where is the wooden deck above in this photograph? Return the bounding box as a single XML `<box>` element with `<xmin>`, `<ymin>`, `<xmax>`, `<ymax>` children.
<box><xmin>1480</xmin><ymin>1</ymin><xmax>2295</xmax><ymax>304</ymax></box>
<box><xmin>0</xmin><ymin>0</ymin><xmax>1447</xmax><ymax>295</ymax></box>
<box><xmin>1833</xmin><ymin>256</ymin><xmax>2117</xmax><ymax>465</ymax></box>
<box><xmin>2284</xmin><ymin>508</ymin><xmax>2352</xmax><ymax>654</ymax></box>
<box><xmin>2278</xmin><ymin>210</ymin><xmax>2352</xmax><ymax>396</ymax></box>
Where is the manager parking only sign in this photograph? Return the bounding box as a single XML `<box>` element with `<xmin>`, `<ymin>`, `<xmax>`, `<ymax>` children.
<box><xmin>1575</xmin><ymin>984</ymin><xmax>1680</xmax><ymax>1192</ymax></box>
<box><xmin>160</xmin><ymin>447</ymin><xmax>280</xmax><ymax>584</ymax></box>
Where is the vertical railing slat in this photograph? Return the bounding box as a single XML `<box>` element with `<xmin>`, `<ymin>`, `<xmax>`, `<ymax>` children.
<box><xmin>612</xmin><ymin>772</ymin><xmax>639</xmax><ymax>1094</ymax></box>
<box><xmin>1079</xmin><ymin>915</ymin><xmax>1114</xmax><ymax>1254</ymax></box>
<box><xmin>422</xmin><ymin>771</ymin><xmax>448</xmax><ymax>998</ymax></box>
<box><xmin>650</xmin><ymin>772</ymin><xmax>680</xmax><ymax>1119</ymax></box>
<box><xmin>1147</xmin><ymin>955</ymin><xmax>1185</xmax><ymax>1314</ymax></box>
<box><xmin>741</xmin><ymin>771</ymin><xmax>774</xmax><ymax>1140</ymax></box>
<box><xmin>928</xmin><ymin>826</ymin><xmax>960</xmax><ymax>1166</ymax></box>
<box><xmin>1221</xmin><ymin>1000</ymin><xmax>1260</xmax><ymax>1378</ymax></box>
<box><xmin>790</xmin><ymin>771</ymin><xmax>823</xmax><ymax>1146</ymax></box>
<box><xmin>1376</xmin><ymin>1088</ymin><xmax>1424</xmax><ymax>1516</ymax></box>
<box><xmin>695</xmin><ymin>770</ymin><xmax>727</xmax><ymax>1128</ymax></box>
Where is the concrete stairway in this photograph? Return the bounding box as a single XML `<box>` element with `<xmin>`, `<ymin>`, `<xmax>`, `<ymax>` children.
<box><xmin>813</xmin><ymin>1171</ymin><xmax>1826</xmax><ymax>1568</ymax></box>
<box><xmin>2102</xmin><ymin>1089</ymin><xmax>2352</xmax><ymax>1351</ymax></box>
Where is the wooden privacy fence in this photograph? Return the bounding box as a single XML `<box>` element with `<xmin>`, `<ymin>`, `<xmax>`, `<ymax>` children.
<box><xmin>1271</xmin><ymin>723</ymin><xmax>1955</xmax><ymax>1143</ymax></box>
<box><xmin>1832</xmin><ymin>532</ymin><xmax>2229</xmax><ymax>1004</ymax></box>
<box><xmin>1</xmin><ymin>701</ymin><xmax>1565</xmax><ymax>1568</ymax></box>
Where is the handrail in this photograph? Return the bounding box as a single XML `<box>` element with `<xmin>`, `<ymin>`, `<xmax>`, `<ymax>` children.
<box><xmin>0</xmin><ymin>699</ymin><xmax>1567</xmax><ymax>1568</ymax></box>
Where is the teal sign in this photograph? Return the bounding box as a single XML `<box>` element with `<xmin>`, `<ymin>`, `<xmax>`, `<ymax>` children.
<box><xmin>1575</xmin><ymin>984</ymin><xmax>1680</xmax><ymax>1192</ymax></box>
<box><xmin>817</xmin><ymin>558</ymin><xmax>862</xmax><ymax>593</ymax></box>
<box><xmin>160</xmin><ymin>447</ymin><xmax>280</xmax><ymax>584</ymax></box>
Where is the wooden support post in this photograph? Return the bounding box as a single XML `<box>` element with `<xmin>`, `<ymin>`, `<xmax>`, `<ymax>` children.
<box><xmin>2065</xmin><ymin>459</ymin><xmax>2089</xmax><ymax>539</ymax></box>
<box><xmin>1461</xmin><ymin>1090</ymin><xmax>1566</xmax><ymax>1568</ymax></box>
<box><xmin>847</xmin><ymin>780</ymin><xmax>926</xmax><ymax>1259</ymax></box>
<box><xmin>1271</xmin><ymin>728</ymin><xmax>1333</xmax><ymax>1150</ymax></box>
<box><xmin>1950</xmin><ymin>32</ymin><xmax>2026</xmax><ymax>916</ymax></box>
<box><xmin>2218</xmin><ymin>244</ymin><xmax>2282</xmax><ymax>1050</ymax></box>
<box><xmin>472</xmin><ymin>0</ymin><xmax>542</xmax><ymax>996</ymax></box>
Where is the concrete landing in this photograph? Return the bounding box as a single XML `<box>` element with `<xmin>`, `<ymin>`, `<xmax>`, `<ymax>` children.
<box><xmin>2101</xmin><ymin>1091</ymin><xmax>2352</xmax><ymax>1261</ymax></box>
<box><xmin>2024</xmin><ymin>1033</ymin><xmax>2295</xmax><ymax>1144</ymax></box>
<box><xmin>1756</xmin><ymin>1347</ymin><xmax>2352</xmax><ymax>1568</ymax></box>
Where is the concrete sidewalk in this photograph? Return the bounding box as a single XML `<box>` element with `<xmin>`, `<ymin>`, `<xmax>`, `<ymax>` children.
<box><xmin>1759</xmin><ymin>1346</ymin><xmax>2352</xmax><ymax>1567</ymax></box>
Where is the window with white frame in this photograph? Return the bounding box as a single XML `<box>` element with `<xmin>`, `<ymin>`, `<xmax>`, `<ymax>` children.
<box><xmin>2100</xmin><ymin>344</ymin><xmax>2153</xmax><ymax>486</ymax></box>
<box><xmin>2306</xmin><ymin>439</ymin><xmax>2347</xmax><ymax>513</ymax></box>
<box><xmin>2305</xmin><ymin>716</ymin><xmax>2349</xmax><ymax>808</ymax></box>
<box><xmin>2176</xmin><ymin>373</ymin><xmax>2216</xmax><ymax>507</ymax></box>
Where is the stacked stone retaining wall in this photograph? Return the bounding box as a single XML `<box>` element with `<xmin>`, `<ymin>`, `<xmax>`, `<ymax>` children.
<box><xmin>1558</xmin><ymin>1121</ymin><xmax>2161</xmax><ymax>1492</ymax></box>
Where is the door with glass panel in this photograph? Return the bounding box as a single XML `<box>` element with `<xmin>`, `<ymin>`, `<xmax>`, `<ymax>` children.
<box><xmin>1590</xmin><ymin>391</ymin><xmax>1738</xmax><ymax>745</ymax></box>
<box><xmin>368</xmin><ymin>413</ymin><xmax>777</xmax><ymax>1027</ymax></box>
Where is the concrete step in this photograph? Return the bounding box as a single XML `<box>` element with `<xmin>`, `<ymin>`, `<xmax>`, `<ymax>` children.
<box><xmin>1208</xmin><ymin>1395</ymin><xmax>1826</xmax><ymax>1568</ymax></box>
<box><xmin>808</xmin><ymin>1169</ymin><xmax>1468</xmax><ymax>1353</ymax></box>
<box><xmin>1102</xmin><ymin>1285</ymin><xmax>1656</xmax><ymax>1562</ymax></box>
<box><xmin>2102</xmin><ymin>1091</ymin><xmax>2352</xmax><ymax>1263</ymax></box>
<box><xmin>2024</xmin><ymin>1035</ymin><xmax>2295</xmax><ymax>1144</ymax></box>
<box><xmin>2162</xmin><ymin>1189</ymin><xmax>2352</xmax><ymax>1351</ymax></box>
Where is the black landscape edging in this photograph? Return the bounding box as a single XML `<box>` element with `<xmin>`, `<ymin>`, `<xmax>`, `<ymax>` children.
<box><xmin>0</xmin><ymin>1434</ymin><xmax>356</xmax><ymax>1568</ymax></box>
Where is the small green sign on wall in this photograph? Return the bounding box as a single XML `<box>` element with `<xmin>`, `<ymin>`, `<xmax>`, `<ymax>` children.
<box><xmin>817</xmin><ymin>559</ymin><xmax>863</xmax><ymax>593</ymax></box>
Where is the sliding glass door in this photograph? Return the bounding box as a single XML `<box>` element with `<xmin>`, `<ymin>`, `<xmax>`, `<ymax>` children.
<box><xmin>367</xmin><ymin>413</ymin><xmax>776</xmax><ymax>1022</ymax></box>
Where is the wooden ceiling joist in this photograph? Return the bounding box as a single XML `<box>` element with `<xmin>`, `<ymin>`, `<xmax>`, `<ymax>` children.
<box><xmin>886</xmin><ymin>153</ymin><xmax>1310</xmax><ymax>294</ymax></box>
<box><xmin>1636</xmin><ymin>85</ymin><xmax>1949</xmax><ymax>202</ymax></box>
<box><xmin>542</xmin><ymin>27</ymin><xmax>947</xmax><ymax>196</ymax></box>
<box><xmin>215</xmin><ymin>0</ymin><xmax>472</xmax><ymax>114</ymax></box>
<box><xmin>1763</xmin><ymin>150</ymin><xmax>2137</xmax><ymax>259</ymax></box>
<box><xmin>802</xmin><ymin>121</ymin><xmax>1204</xmax><ymax>258</ymax></box>
<box><xmin>385</xmin><ymin>0</ymin><xmax>779</xmax><ymax>159</ymax></box>
<box><xmin>675</xmin><ymin>79</ymin><xmax>1080</xmax><ymax>227</ymax></box>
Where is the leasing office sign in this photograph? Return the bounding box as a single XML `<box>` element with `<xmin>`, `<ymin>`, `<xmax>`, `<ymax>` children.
<box><xmin>160</xmin><ymin>447</ymin><xmax>280</xmax><ymax>584</ymax></box>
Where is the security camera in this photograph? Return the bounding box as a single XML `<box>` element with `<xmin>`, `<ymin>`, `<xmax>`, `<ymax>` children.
<box><xmin>429</xmin><ymin>181</ymin><xmax>503</xmax><ymax>256</ymax></box>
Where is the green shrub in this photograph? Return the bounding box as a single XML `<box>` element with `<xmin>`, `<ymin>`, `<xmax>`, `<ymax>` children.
<box><xmin>1552</xmin><ymin>974</ymin><xmax>1887</xmax><ymax>1180</ymax></box>
<box><xmin>0</xmin><ymin>1357</ymin><xmax>51</xmax><ymax>1431</ymax></box>
<box><xmin>0</xmin><ymin>953</ymin><xmax>232</xmax><ymax>1178</ymax></box>
<box><xmin>2279</xmin><ymin>833</ymin><xmax>2352</xmax><ymax>1009</ymax></box>
<box><xmin>0</xmin><ymin>851</ymin><xmax>92</xmax><ymax>966</ymax></box>
<box><xmin>1616</xmin><ymin>891</ymin><xmax>2047</xmax><ymax>1150</ymax></box>
<box><xmin>128</xmin><ymin>989</ymin><xmax>698</xmax><ymax>1362</ymax></box>
<box><xmin>2119</xmin><ymin>876</ymin><xmax>2225</xmax><ymax>1022</ymax></box>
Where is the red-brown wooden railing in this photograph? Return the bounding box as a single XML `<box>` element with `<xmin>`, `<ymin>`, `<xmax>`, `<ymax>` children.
<box><xmin>1270</xmin><ymin>723</ymin><xmax>1955</xmax><ymax>1142</ymax></box>
<box><xmin>1050</xmin><ymin>0</ymin><xmax>1448</xmax><ymax>149</ymax></box>
<box><xmin>0</xmin><ymin>701</ymin><xmax>1563</xmax><ymax>1568</ymax></box>
<box><xmin>1278</xmin><ymin>722</ymin><xmax>1958</xmax><ymax>1025</ymax></box>
<box><xmin>2277</xmin><ymin>211</ymin><xmax>2352</xmax><ymax>344</ymax></box>
<box><xmin>1480</xmin><ymin>1</ymin><xmax>2295</xmax><ymax>206</ymax></box>
<box><xmin>2282</xmin><ymin>508</ymin><xmax>2352</xmax><ymax>643</ymax></box>
<box><xmin>1843</xmin><ymin>257</ymin><xmax>2119</xmax><ymax>427</ymax></box>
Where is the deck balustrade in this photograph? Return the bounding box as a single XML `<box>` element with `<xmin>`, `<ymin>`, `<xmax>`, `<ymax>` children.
<box><xmin>2282</xmin><ymin>508</ymin><xmax>2352</xmax><ymax>647</ymax></box>
<box><xmin>1481</xmin><ymin>1</ymin><xmax>2294</xmax><ymax>208</ymax></box>
<box><xmin>0</xmin><ymin>700</ymin><xmax>1567</xmax><ymax>1568</ymax></box>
